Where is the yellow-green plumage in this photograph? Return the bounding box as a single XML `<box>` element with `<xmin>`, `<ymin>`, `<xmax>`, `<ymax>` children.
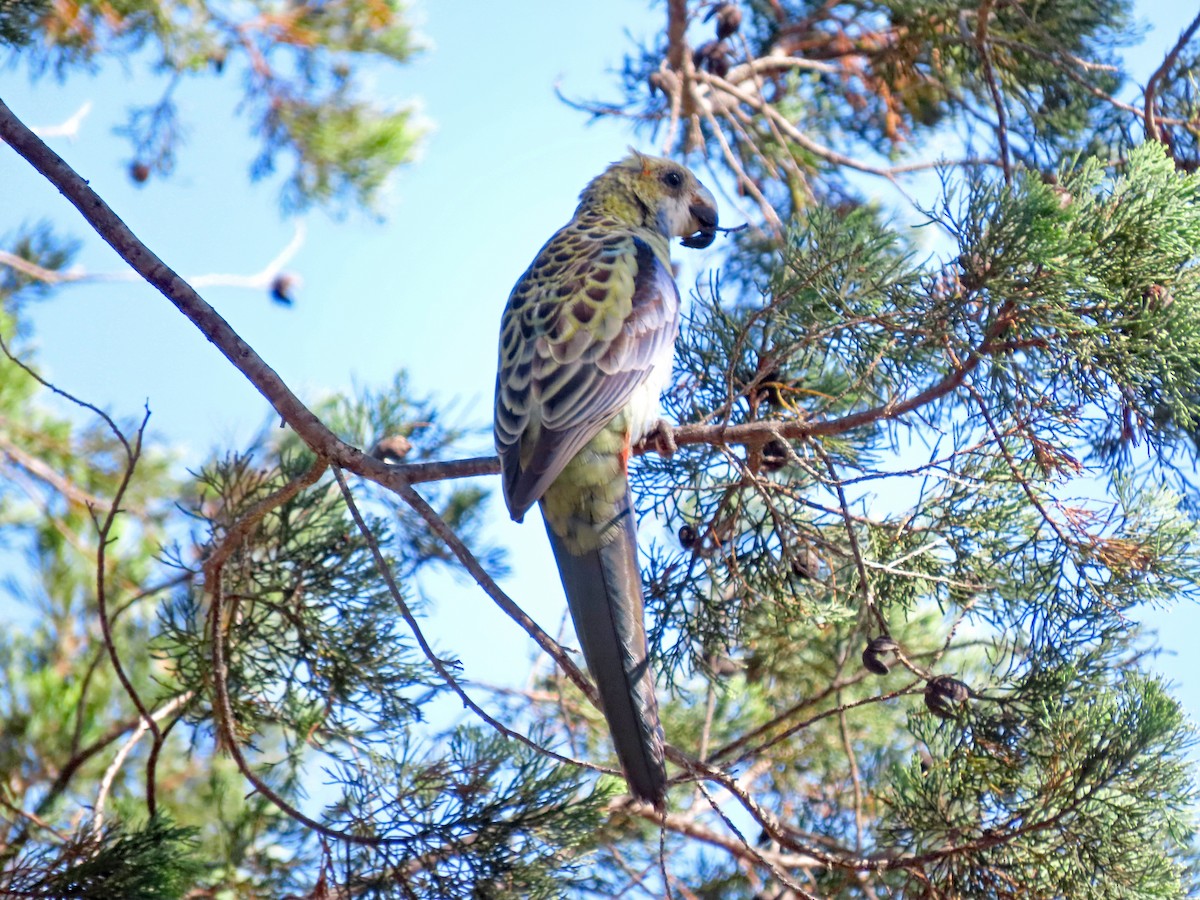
<box><xmin>541</xmin><ymin>411</ymin><xmax>631</xmax><ymax>554</ymax></box>
<box><xmin>494</xmin><ymin>152</ymin><xmax>718</xmax><ymax>808</ymax></box>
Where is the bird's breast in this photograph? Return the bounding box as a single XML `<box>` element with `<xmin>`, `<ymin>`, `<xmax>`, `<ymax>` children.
<box><xmin>625</xmin><ymin>339</ymin><xmax>676</xmax><ymax>444</ymax></box>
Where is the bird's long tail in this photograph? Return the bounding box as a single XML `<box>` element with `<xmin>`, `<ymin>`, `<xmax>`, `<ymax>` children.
<box><xmin>544</xmin><ymin>488</ymin><xmax>666</xmax><ymax>809</ymax></box>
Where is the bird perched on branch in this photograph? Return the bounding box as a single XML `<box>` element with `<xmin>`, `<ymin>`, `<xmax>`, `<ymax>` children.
<box><xmin>494</xmin><ymin>152</ymin><xmax>718</xmax><ymax>809</ymax></box>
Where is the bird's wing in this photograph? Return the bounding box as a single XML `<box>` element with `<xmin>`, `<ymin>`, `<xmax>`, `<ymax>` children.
<box><xmin>495</xmin><ymin>229</ymin><xmax>678</xmax><ymax>520</ymax></box>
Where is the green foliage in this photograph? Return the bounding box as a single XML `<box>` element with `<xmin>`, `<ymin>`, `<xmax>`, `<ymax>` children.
<box><xmin>259</xmin><ymin>95</ymin><xmax>424</xmax><ymax>213</ymax></box>
<box><xmin>6</xmin><ymin>1</ymin><xmax>1200</xmax><ymax>897</ymax></box>
<box><xmin>10</xmin><ymin>0</ymin><xmax>425</xmax><ymax>210</ymax></box>
<box><xmin>0</xmin><ymin>818</ymin><xmax>202</xmax><ymax>899</ymax></box>
<box><xmin>887</xmin><ymin>668</ymin><xmax>1193</xmax><ymax>898</ymax></box>
<box><xmin>0</xmin><ymin>291</ymin><xmax>571</xmax><ymax>894</ymax></box>
<box><xmin>341</xmin><ymin>727</ymin><xmax>607</xmax><ymax>898</ymax></box>
<box><xmin>627</xmin><ymin>99</ymin><xmax>1200</xmax><ymax>900</ymax></box>
<box><xmin>0</xmin><ymin>0</ymin><xmax>49</xmax><ymax>48</ymax></box>
<box><xmin>937</xmin><ymin>143</ymin><xmax>1200</xmax><ymax>483</ymax></box>
<box><xmin>287</xmin><ymin>372</ymin><xmax>507</xmax><ymax>576</ymax></box>
<box><xmin>160</xmin><ymin>449</ymin><xmax>440</xmax><ymax>744</ymax></box>
<box><xmin>613</xmin><ymin>0</ymin><xmax>1137</xmax><ymax>221</ymax></box>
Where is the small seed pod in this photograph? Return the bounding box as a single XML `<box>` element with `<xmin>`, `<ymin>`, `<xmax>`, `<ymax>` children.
<box><xmin>760</xmin><ymin>437</ymin><xmax>789</xmax><ymax>472</ymax></box>
<box><xmin>129</xmin><ymin>161</ymin><xmax>151</xmax><ymax>184</ymax></box>
<box><xmin>790</xmin><ymin>544</ymin><xmax>821</xmax><ymax>580</ymax></box>
<box><xmin>862</xmin><ymin>636</ymin><xmax>900</xmax><ymax>675</ymax></box>
<box><xmin>755</xmin><ymin>366</ymin><xmax>785</xmax><ymax>409</ymax></box>
<box><xmin>678</xmin><ymin>523</ymin><xmax>698</xmax><ymax>550</ymax></box>
<box><xmin>371</xmin><ymin>434</ymin><xmax>413</xmax><ymax>463</ymax></box>
<box><xmin>707</xmin><ymin>1</ymin><xmax>743</xmax><ymax>40</ymax></box>
<box><xmin>924</xmin><ymin>675</ymin><xmax>970</xmax><ymax>718</ymax></box>
<box><xmin>692</xmin><ymin>40</ymin><xmax>731</xmax><ymax>78</ymax></box>
<box><xmin>270</xmin><ymin>272</ymin><xmax>298</xmax><ymax>306</ymax></box>
<box><xmin>1145</xmin><ymin>283</ymin><xmax>1174</xmax><ymax>311</ymax></box>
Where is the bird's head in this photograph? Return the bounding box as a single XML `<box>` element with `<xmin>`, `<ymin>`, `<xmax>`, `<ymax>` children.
<box><xmin>578</xmin><ymin>151</ymin><xmax>719</xmax><ymax>249</ymax></box>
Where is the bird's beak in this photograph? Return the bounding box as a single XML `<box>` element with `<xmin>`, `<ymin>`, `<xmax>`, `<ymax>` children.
<box><xmin>681</xmin><ymin>200</ymin><xmax>719</xmax><ymax>249</ymax></box>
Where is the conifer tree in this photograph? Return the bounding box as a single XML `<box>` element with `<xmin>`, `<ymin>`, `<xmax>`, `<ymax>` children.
<box><xmin>2</xmin><ymin>1</ymin><xmax>1200</xmax><ymax>897</ymax></box>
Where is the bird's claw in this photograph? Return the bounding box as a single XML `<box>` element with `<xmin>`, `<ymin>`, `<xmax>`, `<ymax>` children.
<box><xmin>645</xmin><ymin>419</ymin><xmax>677</xmax><ymax>458</ymax></box>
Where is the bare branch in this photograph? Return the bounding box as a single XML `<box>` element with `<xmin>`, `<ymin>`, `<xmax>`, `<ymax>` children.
<box><xmin>390</xmin><ymin>479</ymin><xmax>600</xmax><ymax>707</ymax></box>
<box><xmin>30</xmin><ymin>102</ymin><xmax>92</xmax><ymax>140</ymax></box>
<box><xmin>664</xmin><ymin>0</ymin><xmax>689</xmax><ymax>73</ymax></box>
<box><xmin>695</xmin><ymin>779</ymin><xmax>820</xmax><ymax>899</ymax></box>
<box><xmin>970</xmin><ymin>1</ymin><xmax>1013</xmax><ymax>184</ymax></box>
<box><xmin>691</xmin><ymin>80</ymin><xmax>785</xmax><ymax>237</ymax></box>
<box><xmin>0</xmin><ymin>98</ymin><xmax>368</xmax><ymax>464</ymax></box>
<box><xmin>91</xmin><ymin>692</ymin><xmax>194</xmax><ymax>839</ymax></box>
<box><xmin>0</xmin><ymin>327</ymin><xmax>171</xmax><ymax>814</ymax></box>
<box><xmin>0</xmin><ymin>430</ymin><xmax>125</xmax><ymax>512</ymax></box>
<box><xmin>94</xmin><ymin>408</ymin><xmax>161</xmax><ymax>811</ymax></box>
<box><xmin>1144</xmin><ymin>9</ymin><xmax>1200</xmax><ymax>142</ymax></box>
<box><xmin>0</xmin><ymin>796</ymin><xmax>68</xmax><ymax>847</ymax></box>
<box><xmin>190</xmin><ymin>221</ymin><xmax>306</xmax><ymax>290</ymax></box>
<box><xmin>0</xmin><ymin>222</ymin><xmax>306</xmax><ymax>292</ymax></box>
<box><xmin>693</xmin><ymin>70</ymin><xmax>906</xmax><ymax>184</ymax></box>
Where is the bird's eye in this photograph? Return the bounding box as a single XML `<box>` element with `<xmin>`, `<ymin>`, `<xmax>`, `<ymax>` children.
<box><xmin>661</xmin><ymin>170</ymin><xmax>684</xmax><ymax>189</ymax></box>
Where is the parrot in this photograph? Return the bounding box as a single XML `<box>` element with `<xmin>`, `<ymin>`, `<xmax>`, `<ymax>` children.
<box><xmin>494</xmin><ymin>151</ymin><xmax>718</xmax><ymax>809</ymax></box>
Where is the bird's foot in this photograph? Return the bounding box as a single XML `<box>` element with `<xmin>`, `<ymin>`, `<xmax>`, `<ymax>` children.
<box><xmin>644</xmin><ymin>418</ymin><xmax>678</xmax><ymax>458</ymax></box>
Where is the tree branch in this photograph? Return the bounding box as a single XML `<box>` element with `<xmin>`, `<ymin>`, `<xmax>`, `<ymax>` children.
<box><xmin>0</xmin><ymin>94</ymin><xmax>998</xmax><ymax>508</ymax></box>
<box><xmin>972</xmin><ymin>0</ymin><xmax>1012</xmax><ymax>184</ymax></box>
<box><xmin>1144</xmin><ymin>10</ymin><xmax>1200</xmax><ymax>142</ymax></box>
<box><xmin>203</xmin><ymin>460</ymin><xmax>413</xmax><ymax>848</ymax></box>
<box><xmin>90</xmin><ymin>692</ymin><xmax>194</xmax><ymax>838</ymax></box>
<box><xmin>0</xmin><ymin>96</ymin><xmax>353</xmax><ymax>469</ymax></box>
<box><xmin>0</xmin><ymin>224</ymin><xmax>305</xmax><ymax>292</ymax></box>
<box><xmin>30</xmin><ymin>102</ymin><xmax>92</xmax><ymax>140</ymax></box>
<box><xmin>333</xmin><ymin>467</ymin><xmax>607</xmax><ymax>775</ymax></box>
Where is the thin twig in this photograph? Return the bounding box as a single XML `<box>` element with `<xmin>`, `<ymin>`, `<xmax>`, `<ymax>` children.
<box><xmin>0</xmin><ymin>796</ymin><xmax>68</xmax><ymax>845</ymax></box>
<box><xmin>93</xmin><ymin>408</ymin><xmax>162</xmax><ymax>814</ymax></box>
<box><xmin>838</xmin><ymin>706</ymin><xmax>865</xmax><ymax>853</ymax></box>
<box><xmin>695</xmin><ymin>779</ymin><xmax>820</xmax><ymax>900</ymax></box>
<box><xmin>0</xmin><ymin>223</ymin><xmax>305</xmax><ymax>291</ymax></box>
<box><xmin>1</xmin><ymin>329</ymin><xmax>168</xmax><ymax>812</ymax></box>
<box><xmin>0</xmin><ymin>433</ymin><xmax>124</xmax><ymax>512</ymax></box>
<box><xmin>692</xmin><ymin>80</ymin><xmax>785</xmax><ymax>236</ymax></box>
<box><xmin>91</xmin><ymin>692</ymin><xmax>194</xmax><ymax>838</ymax></box>
<box><xmin>695</xmin><ymin>69</ymin><xmax>910</xmax><ymax>193</ymax></box>
<box><xmin>332</xmin><ymin>467</ymin><xmax>607</xmax><ymax>775</ymax></box>
<box><xmin>1144</xmin><ymin>9</ymin><xmax>1200</xmax><ymax>142</ymax></box>
<box><xmin>814</xmin><ymin>442</ymin><xmax>888</xmax><ymax>636</ymax></box>
<box><xmin>963</xmin><ymin>378</ymin><xmax>1071</xmax><ymax>547</ymax></box>
<box><xmin>390</xmin><ymin>479</ymin><xmax>600</xmax><ymax>707</ymax></box>
<box><xmin>973</xmin><ymin>0</ymin><xmax>1012</xmax><ymax>184</ymax></box>
<box><xmin>729</xmin><ymin>681</ymin><xmax>920</xmax><ymax>767</ymax></box>
<box><xmin>0</xmin><ymin>708</ymin><xmax>181</xmax><ymax>866</ymax></box>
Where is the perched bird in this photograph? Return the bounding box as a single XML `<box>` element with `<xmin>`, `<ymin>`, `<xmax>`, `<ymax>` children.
<box><xmin>494</xmin><ymin>152</ymin><xmax>718</xmax><ymax>808</ymax></box>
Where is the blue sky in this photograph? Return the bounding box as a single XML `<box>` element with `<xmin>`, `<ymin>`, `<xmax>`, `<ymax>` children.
<box><xmin>4</xmin><ymin>3</ymin><xmax>1200</xmax><ymax>736</ymax></box>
